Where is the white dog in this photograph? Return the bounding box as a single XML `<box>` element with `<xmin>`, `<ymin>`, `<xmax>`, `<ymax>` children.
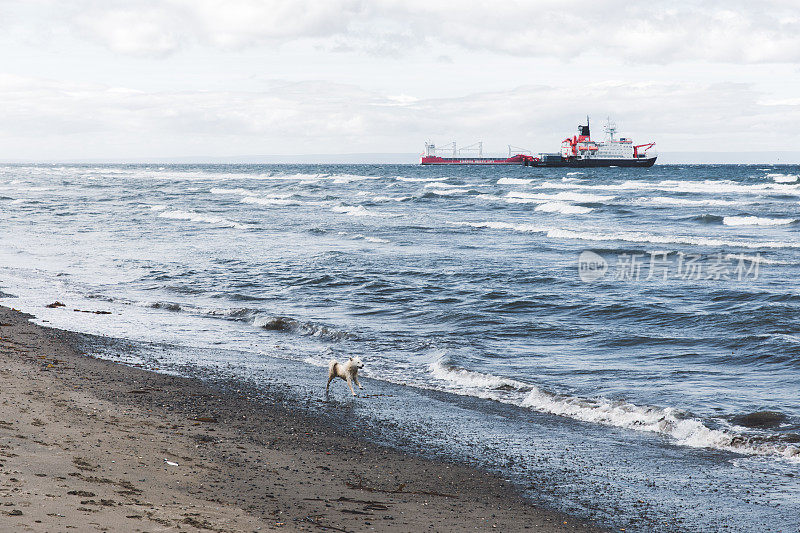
<box><xmin>326</xmin><ymin>356</ymin><xmax>364</xmax><ymax>396</ymax></box>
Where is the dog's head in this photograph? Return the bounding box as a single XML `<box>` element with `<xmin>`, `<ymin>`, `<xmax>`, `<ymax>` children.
<box><xmin>349</xmin><ymin>356</ymin><xmax>364</xmax><ymax>369</ymax></box>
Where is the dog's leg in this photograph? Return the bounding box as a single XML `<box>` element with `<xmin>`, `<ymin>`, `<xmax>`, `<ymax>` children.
<box><xmin>355</xmin><ymin>374</ymin><xmax>364</xmax><ymax>390</ymax></box>
<box><xmin>346</xmin><ymin>376</ymin><xmax>356</xmax><ymax>396</ymax></box>
<box><xmin>326</xmin><ymin>373</ymin><xmax>334</xmax><ymax>393</ymax></box>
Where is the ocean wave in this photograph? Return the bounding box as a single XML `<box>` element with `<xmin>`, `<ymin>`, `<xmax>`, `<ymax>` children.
<box><xmin>253</xmin><ymin>315</ymin><xmax>353</xmax><ymax>341</ymax></box>
<box><xmin>369</xmin><ymin>195</ymin><xmax>413</xmax><ymax>202</ymax></box>
<box><xmin>537</xmin><ymin>179</ymin><xmax>800</xmax><ymax>196</ymax></box>
<box><xmin>353</xmin><ymin>234</ymin><xmax>390</xmax><ymax>243</ymax></box>
<box><xmin>497</xmin><ymin>177</ymin><xmax>532</xmax><ymax>185</ymax></box>
<box><xmin>331</xmin><ymin>205</ymin><xmax>398</xmax><ymax>217</ymax></box>
<box><xmin>149</xmin><ymin>301</ymin><xmax>183</xmax><ymax>312</ymax></box>
<box><xmin>157</xmin><ymin>209</ymin><xmax>245</xmax><ymax>229</ymax></box>
<box><xmin>534</xmin><ymin>201</ymin><xmax>593</xmax><ymax>214</ymax></box>
<box><xmin>421</xmin><ymin>188</ymin><xmax>466</xmax><ymax>197</ymax></box>
<box><xmin>338</xmin><ymin>232</ymin><xmax>390</xmax><ymax>244</ymax></box>
<box><xmin>428</xmin><ymin>359</ymin><xmax>800</xmax><ymax>463</ymax></box>
<box><xmin>451</xmin><ymin>220</ymin><xmax>548</xmax><ymax>233</ymax></box>
<box><xmin>266</xmin><ymin>172</ymin><xmax>327</xmax><ymax>181</ymax></box>
<box><xmin>506</xmin><ymin>191</ymin><xmax>614</xmax><ymax>203</ymax></box>
<box><xmin>429</xmin><ymin>360</ymin><xmax>530</xmax><ymax>392</ymax></box>
<box><xmin>453</xmin><ymin>220</ymin><xmax>798</xmax><ymax>248</ymax></box>
<box><xmin>647</xmin><ymin>196</ymin><xmax>741</xmax><ymax>207</ymax></box>
<box><xmin>723</xmin><ymin>216</ymin><xmax>797</xmax><ymax>226</ymax></box>
<box><xmin>210</xmin><ymin>187</ymin><xmax>252</xmax><ymax>195</ymax></box>
<box><xmin>766</xmin><ymin>173</ymin><xmax>799</xmax><ymax>183</ymax></box>
<box><xmin>546</xmin><ymin>228</ymin><xmax>795</xmax><ymax>249</ymax></box>
<box><xmin>241</xmin><ymin>196</ymin><xmax>297</xmax><ymax>206</ymax></box>
<box><xmin>422</xmin><ymin>183</ymin><xmax>473</xmax><ymax>195</ymax></box>
<box><xmin>690</xmin><ymin>214</ymin><xmax>725</xmax><ymax>224</ymax></box>
<box><xmin>396</xmin><ymin>176</ymin><xmax>449</xmax><ymax>182</ymax></box>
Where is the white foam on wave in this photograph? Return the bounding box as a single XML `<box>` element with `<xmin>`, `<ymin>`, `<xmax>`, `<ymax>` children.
<box><xmin>241</xmin><ymin>196</ymin><xmax>296</xmax><ymax>206</ymax></box>
<box><xmin>331</xmin><ymin>174</ymin><xmax>382</xmax><ymax>184</ymax></box>
<box><xmin>429</xmin><ymin>360</ymin><xmax>529</xmax><ymax>393</ymax></box>
<box><xmin>157</xmin><ymin>209</ymin><xmax>244</xmax><ymax>229</ymax></box>
<box><xmin>210</xmin><ymin>187</ymin><xmax>251</xmax><ymax>195</ymax></box>
<box><xmin>338</xmin><ymin>231</ymin><xmax>389</xmax><ymax>243</ymax></box>
<box><xmin>766</xmin><ymin>173</ymin><xmax>799</xmax><ymax>183</ymax></box>
<box><xmin>648</xmin><ymin>196</ymin><xmax>741</xmax><ymax>207</ymax></box>
<box><xmin>520</xmin><ymin>388</ymin><xmax>800</xmax><ymax>462</ymax></box>
<box><xmin>396</xmin><ymin>176</ymin><xmax>449</xmax><ymax>182</ymax></box>
<box><xmin>428</xmin><ymin>359</ymin><xmax>800</xmax><ymax>463</ymax></box>
<box><xmin>352</xmin><ymin>233</ymin><xmax>390</xmax><ymax>243</ymax></box>
<box><xmin>452</xmin><ymin>220</ymin><xmax>548</xmax><ymax>233</ymax></box>
<box><xmin>546</xmin><ymin>228</ymin><xmax>795</xmax><ymax>249</ymax></box>
<box><xmin>370</xmin><ymin>195</ymin><xmax>413</xmax><ymax>202</ymax></box>
<box><xmin>534</xmin><ymin>201</ymin><xmax>593</xmax><ymax>214</ymax></box>
<box><xmin>423</xmin><ymin>184</ymin><xmax>469</xmax><ymax>195</ymax></box>
<box><xmin>452</xmin><ymin>220</ymin><xmax>797</xmax><ymax>248</ymax></box>
<box><xmin>538</xmin><ymin>179</ymin><xmax>800</xmax><ymax>196</ymax></box>
<box><xmin>566</xmin><ymin>171</ymin><xmax>584</xmax><ymax>176</ymax></box>
<box><xmin>424</xmin><ymin>182</ymin><xmax>471</xmax><ymax>189</ymax></box>
<box><xmin>331</xmin><ymin>205</ymin><xmax>399</xmax><ymax>218</ymax></box>
<box><xmin>506</xmin><ymin>191</ymin><xmax>614</xmax><ymax>203</ymax></box>
<box><xmin>723</xmin><ymin>216</ymin><xmax>797</xmax><ymax>226</ymax></box>
<box><xmin>497</xmin><ymin>177</ymin><xmax>532</xmax><ymax>185</ymax></box>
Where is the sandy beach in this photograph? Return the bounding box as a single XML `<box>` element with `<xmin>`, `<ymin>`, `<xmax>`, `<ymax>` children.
<box><xmin>0</xmin><ymin>304</ymin><xmax>605</xmax><ymax>532</ymax></box>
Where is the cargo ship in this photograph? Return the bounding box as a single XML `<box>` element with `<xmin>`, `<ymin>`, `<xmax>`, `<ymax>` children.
<box><xmin>420</xmin><ymin>118</ymin><xmax>656</xmax><ymax>167</ymax></box>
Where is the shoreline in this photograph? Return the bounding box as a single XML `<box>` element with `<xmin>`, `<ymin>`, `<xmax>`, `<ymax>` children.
<box><xmin>0</xmin><ymin>304</ymin><xmax>606</xmax><ymax>532</ymax></box>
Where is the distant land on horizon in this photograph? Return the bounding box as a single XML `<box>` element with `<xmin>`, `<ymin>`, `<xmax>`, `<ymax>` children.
<box><xmin>4</xmin><ymin>152</ymin><xmax>800</xmax><ymax>165</ymax></box>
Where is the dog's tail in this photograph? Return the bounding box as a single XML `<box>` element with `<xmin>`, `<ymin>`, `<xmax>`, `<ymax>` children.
<box><xmin>328</xmin><ymin>359</ymin><xmax>338</xmax><ymax>374</ymax></box>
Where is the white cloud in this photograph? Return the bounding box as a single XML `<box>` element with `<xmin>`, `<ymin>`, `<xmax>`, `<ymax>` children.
<box><xmin>0</xmin><ymin>74</ymin><xmax>797</xmax><ymax>159</ymax></box>
<box><xmin>37</xmin><ymin>0</ymin><xmax>799</xmax><ymax>63</ymax></box>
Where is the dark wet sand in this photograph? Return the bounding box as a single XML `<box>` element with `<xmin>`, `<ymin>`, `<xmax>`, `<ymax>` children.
<box><xmin>0</xmin><ymin>304</ymin><xmax>606</xmax><ymax>532</ymax></box>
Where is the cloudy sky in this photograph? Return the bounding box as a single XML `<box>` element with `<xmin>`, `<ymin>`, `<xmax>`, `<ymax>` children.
<box><xmin>2</xmin><ymin>0</ymin><xmax>799</xmax><ymax>160</ymax></box>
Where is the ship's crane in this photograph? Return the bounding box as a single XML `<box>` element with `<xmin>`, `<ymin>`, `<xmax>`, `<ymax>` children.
<box><xmin>508</xmin><ymin>145</ymin><xmax>532</xmax><ymax>157</ymax></box>
<box><xmin>424</xmin><ymin>141</ymin><xmax>457</xmax><ymax>157</ymax></box>
<box><xmin>458</xmin><ymin>141</ymin><xmax>483</xmax><ymax>157</ymax></box>
<box><xmin>633</xmin><ymin>142</ymin><xmax>656</xmax><ymax>158</ymax></box>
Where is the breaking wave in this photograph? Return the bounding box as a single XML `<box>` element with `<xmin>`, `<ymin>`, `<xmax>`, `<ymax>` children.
<box><xmin>546</xmin><ymin>228</ymin><xmax>795</xmax><ymax>249</ymax></box>
<box><xmin>497</xmin><ymin>177</ymin><xmax>532</xmax><ymax>185</ymax></box>
<box><xmin>505</xmin><ymin>191</ymin><xmax>614</xmax><ymax>203</ymax></box>
<box><xmin>534</xmin><ymin>201</ymin><xmax>593</xmax><ymax>214</ymax></box>
<box><xmin>241</xmin><ymin>196</ymin><xmax>297</xmax><ymax>206</ymax></box>
<box><xmin>537</xmin><ymin>179</ymin><xmax>800</xmax><ymax>196</ymax></box>
<box><xmin>647</xmin><ymin>196</ymin><xmax>741</xmax><ymax>207</ymax></box>
<box><xmin>428</xmin><ymin>359</ymin><xmax>800</xmax><ymax>463</ymax></box>
<box><xmin>396</xmin><ymin>176</ymin><xmax>449</xmax><ymax>182</ymax></box>
<box><xmin>453</xmin><ymin>221</ymin><xmax>797</xmax><ymax>248</ymax></box>
<box><xmin>331</xmin><ymin>205</ymin><xmax>398</xmax><ymax>217</ymax></box>
<box><xmin>369</xmin><ymin>195</ymin><xmax>413</xmax><ymax>202</ymax></box>
<box><xmin>157</xmin><ymin>209</ymin><xmax>244</xmax><ymax>229</ymax></box>
<box><xmin>766</xmin><ymin>173</ymin><xmax>799</xmax><ymax>183</ymax></box>
<box><xmin>723</xmin><ymin>216</ymin><xmax>797</xmax><ymax>226</ymax></box>
<box><xmin>210</xmin><ymin>187</ymin><xmax>252</xmax><ymax>195</ymax></box>
<box><xmin>253</xmin><ymin>315</ymin><xmax>353</xmax><ymax>341</ymax></box>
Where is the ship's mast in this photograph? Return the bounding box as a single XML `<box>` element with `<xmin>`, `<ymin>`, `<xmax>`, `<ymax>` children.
<box><xmin>604</xmin><ymin>117</ymin><xmax>617</xmax><ymax>141</ymax></box>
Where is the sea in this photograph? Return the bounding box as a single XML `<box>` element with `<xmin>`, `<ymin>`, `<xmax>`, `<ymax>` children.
<box><xmin>0</xmin><ymin>163</ymin><xmax>798</xmax><ymax>532</ymax></box>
